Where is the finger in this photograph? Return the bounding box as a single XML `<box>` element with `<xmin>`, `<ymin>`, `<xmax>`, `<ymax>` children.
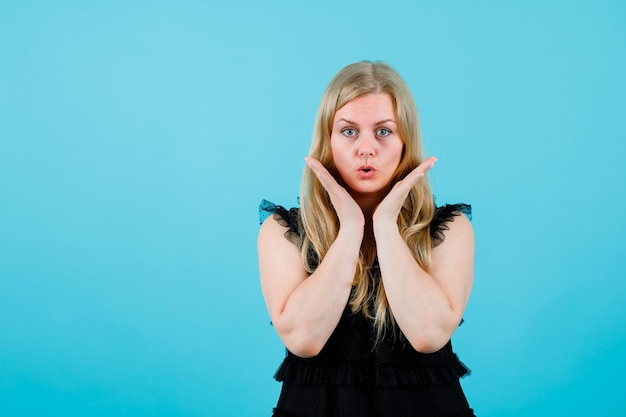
<box><xmin>387</xmin><ymin>156</ymin><xmax>437</xmax><ymax>199</ymax></box>
<box><xmin>405</xmin><ymin>156</ymin><xmax>437</xmax><ymax>184</ymax></box>
<box><xmin>416</xmin><ymin>156</ymin><xmax>438</xmax><ymax>174</ymax></box>
<box><xmin>304</xmin><ymin>157</ymin><xmax>342</xmax><ymax>194</ymax></box>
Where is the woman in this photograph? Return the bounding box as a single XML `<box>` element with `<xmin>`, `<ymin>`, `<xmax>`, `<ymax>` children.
<box><xmin>258</xmin><ymin>61</ymin><xmax>475</xmax><ymax>417</ymax></box>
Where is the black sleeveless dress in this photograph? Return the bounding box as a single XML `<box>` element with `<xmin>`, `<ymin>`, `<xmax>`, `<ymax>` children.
<box><xmin>259</xmin><ymin>200</ymin><xmax>475</xmax><ymax>417</ymax></box>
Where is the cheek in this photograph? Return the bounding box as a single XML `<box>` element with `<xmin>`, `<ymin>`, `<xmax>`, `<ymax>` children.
<box><xmin>386</xmin><ymin>142</ymin><xmax>404</xmax><ymax>165</ymax></box>
<box><xmin>395</xmin><ymin>146</ymin><xmax>404</xmax><ymax>164</ymax></box>
<box><xmin>330</xmin><ymin>139</ymin><xmax>348</xmax><ymax>165</ymax></box>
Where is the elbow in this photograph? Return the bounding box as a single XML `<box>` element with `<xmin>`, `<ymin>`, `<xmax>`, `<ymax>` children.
<box><xmin>407</xmin><ymin>321</ymin><xmax>458</xmax><ymax>354</ymax></box>
<box><xmin>283</xmin><ymin>333</ymin><xmax>325</xmax><ymax>358</ymax></box>
<box><xmin>273</xmin><ymin>320</ymin><xmax>325</xmax><ymax>358</ymax></box>
<box><xmin>288</xmin><ymin>341</ymin><xmax>324</xmax><ymax>358</ymax></box>
<box><xmin>408</xmin><ymin>336</ymin><xmax>449</xmax><ymax>354</ymax></box>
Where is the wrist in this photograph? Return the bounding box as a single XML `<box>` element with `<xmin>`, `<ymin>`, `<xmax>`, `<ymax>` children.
<box><xmin>337</xmin><ymin>223</ymin><xmax>364</xmax><ymax>242</ymax></box>
<box><xmin>373</xmin><ymin>218</ymin><xmax>400</xmax><ymax>238</ymax></box>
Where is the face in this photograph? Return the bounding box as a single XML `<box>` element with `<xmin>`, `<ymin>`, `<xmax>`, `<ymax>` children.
<box><xmin>330</xmin><ymin>93</ymin><xmax>404</xmax><ymax>203</ymax></box>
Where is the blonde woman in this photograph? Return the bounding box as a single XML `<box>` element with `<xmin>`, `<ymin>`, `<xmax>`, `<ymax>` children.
<box><xmin>258</xmin><ymin>61</ymin><xmax>475</xmax><ymax>417</ymax></box>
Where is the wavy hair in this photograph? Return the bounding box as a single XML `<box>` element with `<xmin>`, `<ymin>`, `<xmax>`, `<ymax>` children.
<box><xmin>299</xmin><ymin>61</ymin><xmax>435</xmax><ymax>342</ymax></box>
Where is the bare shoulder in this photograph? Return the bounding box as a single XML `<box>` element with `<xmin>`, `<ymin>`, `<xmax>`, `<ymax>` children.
<box><xmin>431</xmin><ymin>211</ymin><xmax>474</xmax><ymax>266</ymax></box>
<box><xmin>434</xmin><ymin>211</ymin><xmax>474</xmax><ymax>248</ymax></box>
<box><xmin>259</xmin><ymin>214</ymin><xmax>301</xmax><ymax>254</ymax></box>
<box><xmin>430</xmin><ymin>211</ymin><xmax>474</xmax><ymax>311</ymax></box>
<box><xmin>259</xmin><ymin>213</ymin><xmax>287</xmax><ymax>241</ymax></box>
<box><xmin>258</xmin><ymin>214</ymin><xmax>309</xmax><ymax>316</ymax></box>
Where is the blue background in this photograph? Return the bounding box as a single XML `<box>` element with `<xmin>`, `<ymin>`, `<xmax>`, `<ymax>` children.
<box><xmin>1</xmin><ymin>1</ymin><xmax>625</xmax><ymax>416</ymax></box>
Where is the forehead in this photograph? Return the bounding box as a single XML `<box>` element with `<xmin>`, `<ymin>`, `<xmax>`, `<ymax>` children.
<box><xmin>334</xmin><ymin>93</ymin><xmax>395</xmax><ymax>122</ymax></box>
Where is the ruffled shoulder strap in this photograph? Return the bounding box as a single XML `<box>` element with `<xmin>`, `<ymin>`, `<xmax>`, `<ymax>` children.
<box><xmin>259</xmin><ymin>199</ymin><xmax>302</xmax><ymax>247</ymax></box>
<box><xmin>430</xmin><ymin>203</ymin><xmax>472</xmax><ymax>248</ymax></box>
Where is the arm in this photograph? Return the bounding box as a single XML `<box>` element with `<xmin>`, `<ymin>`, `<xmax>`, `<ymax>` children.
<box><xmin>258</xmin><ymin>157</ymin><xmax>364</xmax><ymax>358</ymax></box>
<box><xmin>371</xmin><ymin>157</ymin><xmax>475</xmax><ymax>353</ymax></box>
<box><xmin>373</xmin><ymin>212</ymin><xmax>474</xmax><ymax>353</ymax></box>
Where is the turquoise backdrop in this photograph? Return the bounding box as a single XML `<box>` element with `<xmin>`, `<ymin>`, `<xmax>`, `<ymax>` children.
<box><xmin>1</xmin><ymin>1</ymin><xmax>625</xmax><ymax>416</ymax></box>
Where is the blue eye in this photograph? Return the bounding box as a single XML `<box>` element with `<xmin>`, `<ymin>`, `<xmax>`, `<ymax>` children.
<box><xmin>342</xmin><ymin>128</ymin><xmax>357</xmax><ymax>137</ymax></box>
<box><xmin>376</xmin><ymin>127</ymin><xmax>391</xmax><ymax>137</ymax></box>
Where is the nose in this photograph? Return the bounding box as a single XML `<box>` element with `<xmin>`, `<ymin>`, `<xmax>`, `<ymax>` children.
<box><xmin>357</xmin><ymin>135</ymin><xmax>376</xmax><ymax>157</ymax></box>
<box><xmin>358</xmin><ymin>148</ymin><xmax>374</xmax><ymax>157</ymax></box>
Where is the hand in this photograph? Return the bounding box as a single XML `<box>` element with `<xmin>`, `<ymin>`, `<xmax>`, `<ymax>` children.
<box><xmin>304</xmin><ymin>157</ymin><xmax>365</xmax><ymax>232</ymax></box>
<box><xmin>372</xmin><ymin>156</ymin><xmax>437</xmax><ymax>226</ymax></box>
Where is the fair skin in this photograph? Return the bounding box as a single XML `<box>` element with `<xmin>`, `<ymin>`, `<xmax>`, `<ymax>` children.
<box><xmin>258</xmin><ymin>93</ymin><xmax>474</xmax><ymax>357</ymax></box>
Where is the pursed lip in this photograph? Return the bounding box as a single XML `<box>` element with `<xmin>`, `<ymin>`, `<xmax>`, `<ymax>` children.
<box><xmin>357</xmin><ymin>165</ymin><xmax>376</xmax><ymax>173</ymax></box>
<box><xmin>357</xmin><ymin>165</ymin><xmax>376</xmax><ymax>179</ymax></box>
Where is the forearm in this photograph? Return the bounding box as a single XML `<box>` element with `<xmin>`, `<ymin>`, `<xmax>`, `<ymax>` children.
<box><xmin>276</xmin><ymin>227</ymin><xmax>362</xmax><ymax>357</ymax></box>
<box><xmin>374</xmin><ymin>222</ymin><xmax>459</xmax><ymax>353</ymax></box>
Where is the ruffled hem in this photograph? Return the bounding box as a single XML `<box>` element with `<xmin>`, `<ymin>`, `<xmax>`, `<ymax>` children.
<box><xmin>273</xmin><ymin>407</ymin><xmax>475</xmax><ymax>417</ymax></box>
<box><xmin>275</xmin><ymin>359</ymin><xmax>368</xmax><ymax>385</ymax></box>
<box><xmin>444</xmin><ymin>410</ymin><xmax>476</xmax><ymax>417</ymax></box>
<box><xmin>275</xmin><ymin>355</ymin><xmax>470</xmax><ymax>387</ymax></box>
<box><xmin>375</xmin><ymin>354</ymin><xmax>471</xmax><ymax>386</ymax></box>
<box><xmin>272</xmin><ymin>408</ymin><xmax>301</xmax><ymax>417</ymax></box>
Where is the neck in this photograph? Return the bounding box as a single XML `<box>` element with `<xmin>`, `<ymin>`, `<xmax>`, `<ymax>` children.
<box><xmin>352</xmin><ymin>191</ymin><xmax>386</xmax><ymax>220</ymax></box>
<box><xmin>353</xmin><ymin>194</ymin><xmax>383</xmax><ymax>255</ymax></box>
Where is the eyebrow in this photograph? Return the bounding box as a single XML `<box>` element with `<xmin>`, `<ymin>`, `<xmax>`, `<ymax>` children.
<box><xmin>336</xmin><ymin>118</ymin><xmax>397</xmax><ymax>125</ymax></box>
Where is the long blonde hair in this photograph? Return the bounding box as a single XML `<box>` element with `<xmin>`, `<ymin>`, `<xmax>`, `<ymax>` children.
<box><xmin>300</xmin><ymin>61</ymin><xmax>435</xmax><ymax>342</ymax></box>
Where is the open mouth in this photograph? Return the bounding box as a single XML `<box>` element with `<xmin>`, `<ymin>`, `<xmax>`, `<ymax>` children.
<box><xmin>357</xmin><ymin>166</ymin><xmax>375</xmax><ymax>178</ymax></box>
